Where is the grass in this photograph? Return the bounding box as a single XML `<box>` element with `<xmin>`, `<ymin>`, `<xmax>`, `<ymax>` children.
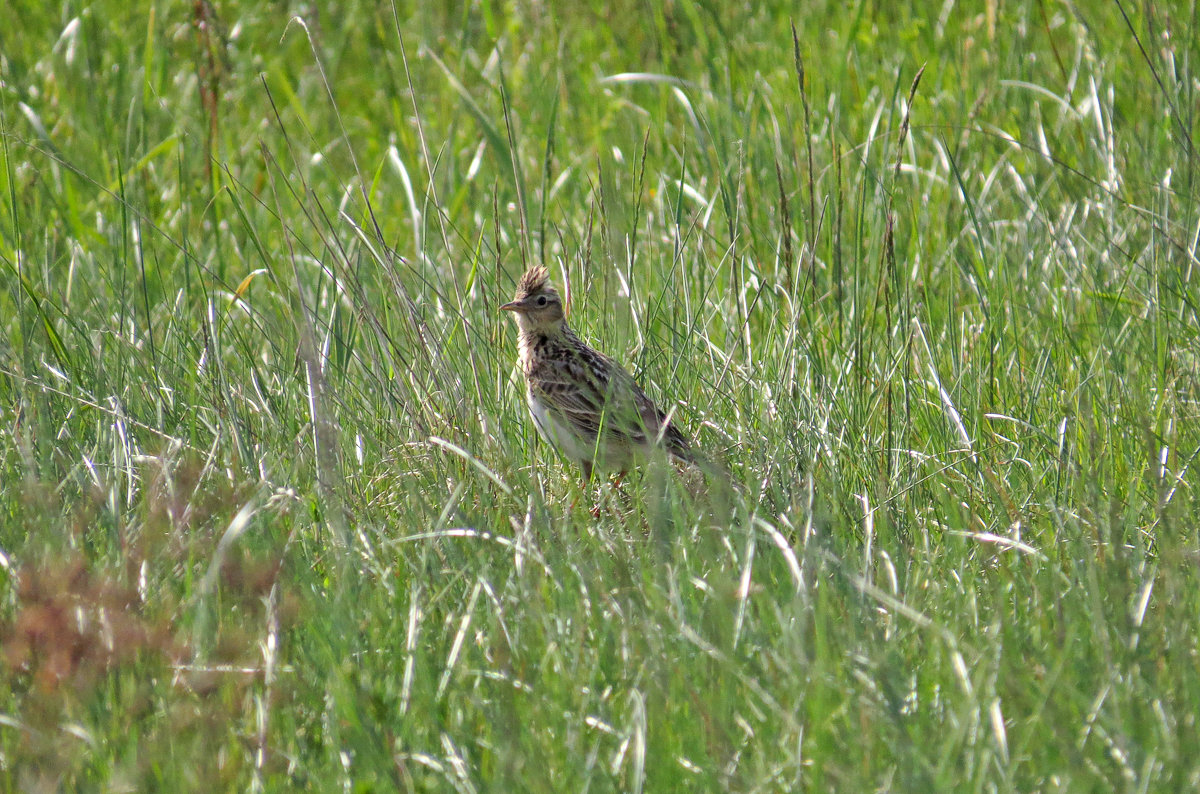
<box><xmin>1</xmin><ymin>0</ymin><xmax>1198</xmax><ymax>790</ymax></box>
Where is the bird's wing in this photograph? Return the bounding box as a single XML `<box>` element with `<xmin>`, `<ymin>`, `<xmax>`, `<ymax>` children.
<box><xmin>529</xmin><ymin>342</ymin><xmax>696</xmax><ymax>461</ymax></box>
<box><xmin>529</xmin><ymin>350</ymin><xmax>649</xmax><ymax>444</ymax></box>
<box><xmin>527</xmin><ymin>356</ymin><xmax>607</xmax><ymax>438</ymax></box>
<box><xmin>629</xmin><ymin>379</ymin><xmax>696</xmax><ymax>462</ymax></box>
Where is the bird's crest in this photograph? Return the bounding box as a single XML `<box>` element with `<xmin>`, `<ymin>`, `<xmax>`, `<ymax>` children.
<box><xmin>516</xmin><ymin>266</ymin><xmax>553</xmax><ymax>299</ymax></box>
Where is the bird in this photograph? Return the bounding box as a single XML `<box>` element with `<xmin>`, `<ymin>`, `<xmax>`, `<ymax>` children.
<box><xmin>500</xmin><ymin>265</ymin><xmax>698</xmax><ymax>483</ymax></box>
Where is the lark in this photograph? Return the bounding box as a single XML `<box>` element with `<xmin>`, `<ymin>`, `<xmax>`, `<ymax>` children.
<box><xmin>500</xmin><ymin>266</ymin><xmax>697</xmax><ymax>482</ymax></box>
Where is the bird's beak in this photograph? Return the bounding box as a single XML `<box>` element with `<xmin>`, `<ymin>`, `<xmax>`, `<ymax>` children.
<box><xmin>499</xmin><ymin>300</ymin><xmax>522</xmax><ymax>313</ymax></box>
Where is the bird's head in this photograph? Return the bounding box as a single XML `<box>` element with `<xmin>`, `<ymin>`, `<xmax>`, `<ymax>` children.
<box><xmin>499</xmin><ymin>266</ymin><xmax>566</xmax><ymax>333</ymax></box>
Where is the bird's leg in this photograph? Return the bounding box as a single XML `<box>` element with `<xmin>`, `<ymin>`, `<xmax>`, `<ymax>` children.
<box><xmin>575</xmin><ymin>460</ymin><xmax>597</xmax><ymax>515</ymax></box>
<box><xmin>588</xmin><ymin>470</ymin><xmax>630</xmax><ymax>518</ymax></box>
<box><xmin>611</xmin><ymin>470</ymin><xmax>638</xmax><ymax>515</ymax></box>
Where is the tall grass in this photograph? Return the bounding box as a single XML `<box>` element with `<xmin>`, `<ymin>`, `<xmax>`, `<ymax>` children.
<box><xmin>1</xmin><ymin>0</ymin><xmax>1198</xmax><ymax>790</ymax></box>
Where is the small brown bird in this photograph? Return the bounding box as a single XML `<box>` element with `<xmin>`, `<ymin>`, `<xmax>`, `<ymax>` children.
<box><xmin>500</xmin><ymin>266</ymin><xmax>697</xmax><ymax>482</ymax></box>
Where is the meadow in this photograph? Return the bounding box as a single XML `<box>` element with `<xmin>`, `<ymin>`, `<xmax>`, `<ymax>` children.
<box><xmin>1</xmin><ymin>0</ymin><xmax>1198</xmax><ymax>790</ymax></box>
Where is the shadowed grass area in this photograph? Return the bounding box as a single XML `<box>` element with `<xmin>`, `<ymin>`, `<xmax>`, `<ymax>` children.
<box><xmin>1</xmin><ymin>0</ymin><xmax>1198</xmax><ymax>790</ymax></box>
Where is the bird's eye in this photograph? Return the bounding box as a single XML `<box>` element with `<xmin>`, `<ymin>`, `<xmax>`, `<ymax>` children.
<box><xmin>536</xmin><ymin>295</ymin><xmax>548</xmax><ymax>307</ymax></box>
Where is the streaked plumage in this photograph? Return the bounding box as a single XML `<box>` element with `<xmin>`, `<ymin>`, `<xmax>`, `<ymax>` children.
<box><xmin>500</xmin><ymin>266</ymin><xmax>696</xmax><ymax>481</ymax></box>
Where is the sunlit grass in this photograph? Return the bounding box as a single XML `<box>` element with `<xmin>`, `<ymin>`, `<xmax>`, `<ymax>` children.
<box><xmin>1</xmin><ymin>0</ymin><xmax>1198</xmax><ymax>790</ymax></box>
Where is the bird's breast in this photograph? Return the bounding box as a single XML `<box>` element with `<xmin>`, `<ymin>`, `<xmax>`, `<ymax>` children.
<box><xmin>516</xmin><ymin>333</ymin><xmax>550</xmax><ymax>376</ymax></box>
